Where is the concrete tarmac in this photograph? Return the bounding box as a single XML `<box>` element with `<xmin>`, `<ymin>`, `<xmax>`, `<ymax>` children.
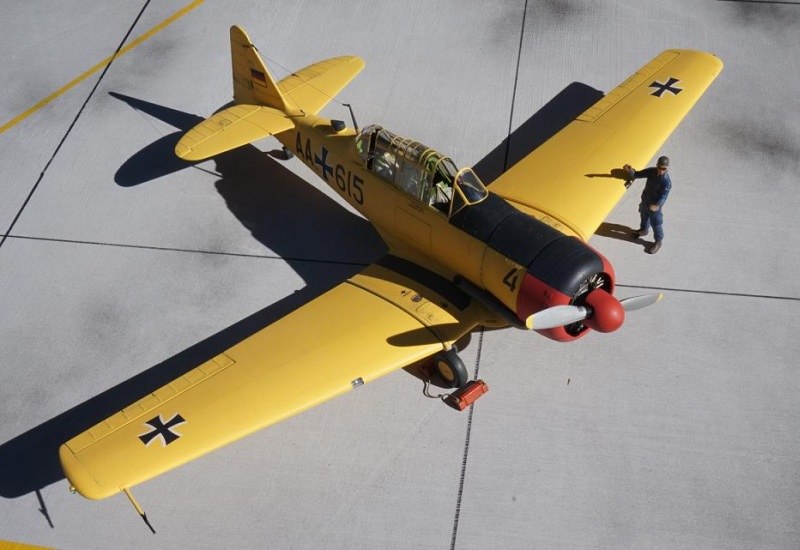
<box><xmin>1</xmin><ymin>1</ymin><xmax>798</xmax><ymax>548</ymax></box>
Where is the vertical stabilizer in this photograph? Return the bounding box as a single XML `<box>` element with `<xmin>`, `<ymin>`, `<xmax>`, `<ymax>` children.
<box><xmin>230</xmin><ymin>25</ymin><xmax>299</xmax><ymax>114</ymax></box>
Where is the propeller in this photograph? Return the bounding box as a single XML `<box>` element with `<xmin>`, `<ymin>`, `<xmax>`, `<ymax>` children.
<box><xmin>526</xmin><ymin>291</ymin><xmax>663</xmax><ymax>331</ymax></box>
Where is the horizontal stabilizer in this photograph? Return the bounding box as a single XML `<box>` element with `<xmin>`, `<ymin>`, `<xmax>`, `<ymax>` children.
<box><xmin>277</xmin><ymin>56</ymin><xmax>365</xmax><ymax>115</ymax></box>
<box><xmin>175</xmin><ymin>104</ymin><xmax>294</xmax><ymax>161</ymax></box>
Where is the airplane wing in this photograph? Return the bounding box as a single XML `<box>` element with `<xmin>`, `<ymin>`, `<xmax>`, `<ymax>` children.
<box><xmin>174</xmin><ymin>103</ymin><xmax>294</xmax><ymax>161</ymax></box>
<box><xmin>59</xmin><ymin>256</ymin><xmax>481</xmax><ymax>500</ymax></box>
<box><xmin>277</xmin><ymin>56</ymin><xmax>365</xmax><ymax>116</ymax></box>
<box><xmin>489</xmin><ymin>49</ymin><xmax>723</xmax><ymax>240</ymax></box>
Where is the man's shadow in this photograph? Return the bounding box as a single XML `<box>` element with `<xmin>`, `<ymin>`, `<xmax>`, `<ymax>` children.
<box><xmin>0</xmin><ymin>81</ymin><xmax>611</xmax><ymax>508</ymax></box>
<box><xmin>595</xmin><ymin>222</ymin><xmax>650</xmax><ymax>252</ymax></box>
<box><xmin>586</xmin><ymin>173</ymin><xmax>651</xmax><ymax>252</ymax></box>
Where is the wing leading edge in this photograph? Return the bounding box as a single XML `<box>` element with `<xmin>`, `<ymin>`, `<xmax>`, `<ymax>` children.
<box><xmin>60</xmin><ymin>258</ymin><xmax>480</xmax><ymax>499</ymax></box>
<box><xmin>490</xmin><ymin>49</ymin><xmax>723</xmax><ymax>239</ymax></box>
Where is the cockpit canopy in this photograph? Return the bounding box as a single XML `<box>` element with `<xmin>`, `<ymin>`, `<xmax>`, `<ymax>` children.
<box><xmin>355</xmin><ymin>125</ymin><xmax>488</xmax><ymax>217</ymax></box>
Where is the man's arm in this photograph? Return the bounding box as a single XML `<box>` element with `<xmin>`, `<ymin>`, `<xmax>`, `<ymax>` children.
<box><xmin>654</xmin><ymin>177</ymin><xmax>672</xmax><ymax>208</ymax></box>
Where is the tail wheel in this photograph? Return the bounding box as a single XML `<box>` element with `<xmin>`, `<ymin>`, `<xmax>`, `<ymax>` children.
<box><xmin>434</xmin><ymin>347</ymin><xmax>468</xmax><ymax>389</ymax></box>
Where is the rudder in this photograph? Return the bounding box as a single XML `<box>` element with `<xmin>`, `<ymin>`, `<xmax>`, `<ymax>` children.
<box><xmin>230</xmin><ymin>25</ymin><xmax>298</xmax><ymax>114</ymax></box>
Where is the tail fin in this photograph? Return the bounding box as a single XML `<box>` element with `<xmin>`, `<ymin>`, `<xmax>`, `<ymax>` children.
<box><xmin>175</xmin><ymin>26</ymin><xmax>367</xmax><ymax>161</ymax></box>
<box><xmin>230</xmin><ymin>25</ymin><xmax>299</xmax><ymax>115</ymax></box>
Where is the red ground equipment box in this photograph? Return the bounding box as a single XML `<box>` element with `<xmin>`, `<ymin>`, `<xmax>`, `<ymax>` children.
<box><xmin>449</xmin><ymin>380</ymin><xmax>489</xmax><ymax>411</ymax></box>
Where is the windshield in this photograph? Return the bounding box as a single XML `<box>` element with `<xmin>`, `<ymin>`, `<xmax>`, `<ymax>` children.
<box><xmin>455</xmin><ymin>168</ymin><xmax>488</xmax><ymax>203</ymax></box>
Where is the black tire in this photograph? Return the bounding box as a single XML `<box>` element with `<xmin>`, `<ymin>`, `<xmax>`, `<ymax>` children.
<box><xmin>433</xmin><ymin>347</ymin><xmax>468</xmax><ymax>389</ymax></box>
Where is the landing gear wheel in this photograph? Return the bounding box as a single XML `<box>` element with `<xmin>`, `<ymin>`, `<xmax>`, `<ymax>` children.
<box><xmin>433</xmin><ymin>347</ymin><xmax>468</xmax><ymax>389</ymax></box>
<box><xmin>282</xmin><ymin>146</ymin><xmax>294</xmax><ymax>160</ymax></box>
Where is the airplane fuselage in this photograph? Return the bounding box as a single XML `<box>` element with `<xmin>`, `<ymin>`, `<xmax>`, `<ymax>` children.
<box><xmin>277</xmin><ymin>115</ymin><xmax>617</xmax><ymax>341</ymax></box>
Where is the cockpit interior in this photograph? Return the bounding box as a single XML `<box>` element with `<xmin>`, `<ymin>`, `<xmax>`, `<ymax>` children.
<box><xmin>355</xmin><ymin>125</ymin><xmax>488</xmax><ymax>217</ymax></box>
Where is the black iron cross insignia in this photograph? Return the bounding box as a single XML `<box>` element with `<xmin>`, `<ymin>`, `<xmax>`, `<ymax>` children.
<box><xmin>650</xmin><ymin>77</ymin><xmax>683</xmax><ymax>97</ymax></box>
<box><xmin>314</xmin><ymin>146</ymin><xmax>333</xmax><ymax>181</ymax></box>
<box><xmin>139</xmin><ymin>413</ymin><xmax>186</xmax><ymax>447</ymax></box>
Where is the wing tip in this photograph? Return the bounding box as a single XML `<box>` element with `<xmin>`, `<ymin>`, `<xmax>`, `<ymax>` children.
<box><xmin>174</xmin><ymin>140</ymin><xmax>196</xmax><ymax>161</ymax></box>
<box><xmin>667</xmin><ymin>48</ymin><xmax>724</xmax><ymax>73</ymax></box>
<box><xmin>59</xmin><ymin>443</ymin><xmax>118</xmax><ymax>500</ymax></box>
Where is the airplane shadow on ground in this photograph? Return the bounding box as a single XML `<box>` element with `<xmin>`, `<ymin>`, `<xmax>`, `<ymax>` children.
<box><xmin>473</xmin><ymin>82</ymin><xmax>604</xmax><ymax>182</ymax></box>
<box><xmin>0</xmin><ymin>82</ymin><xmax>607</xmax><ymax>507</ymax></box>
<box><xmin>110</xmin><ymin>92</ymin><xmax>386</xmax><ymax>284</ymax></box>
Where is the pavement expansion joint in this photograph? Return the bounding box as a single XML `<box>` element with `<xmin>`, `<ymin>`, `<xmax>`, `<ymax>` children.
<box><xmin>616</xmin><ymin>283</ymin><xmax>800</xmax><ymax>302</ymax></box>
<box><xmin>4</xmin><ymin>234</ymin><xmax>371</xmax><ymax>268</ymax></box>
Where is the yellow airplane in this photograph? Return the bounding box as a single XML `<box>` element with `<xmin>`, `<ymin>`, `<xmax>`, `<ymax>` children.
<box><xmin>59</xmin><ymin>26</ymin><xmax>722</xmax><ymax>526</ymax></box>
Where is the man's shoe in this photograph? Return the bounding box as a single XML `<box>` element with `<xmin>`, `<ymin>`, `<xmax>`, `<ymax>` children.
<box><xmin>648</xmin><ymin>241</ymin><xmax>662</xmax><ymax>254</ymax></box>
<box><xmin>633</xmin><ymin>229</ymin><xmax>648</xmax><ymax>239</ymax></box>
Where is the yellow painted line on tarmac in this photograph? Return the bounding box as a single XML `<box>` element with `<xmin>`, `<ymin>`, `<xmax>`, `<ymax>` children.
<box><xmin>0</xmin><ymin>539</ymin><xmax>53</xmax><ymax>550</ymax></box>
<box><xmin>0</xmin><ymin>0</ymin><xmax>204</xmax><ymax>134</ymax></box>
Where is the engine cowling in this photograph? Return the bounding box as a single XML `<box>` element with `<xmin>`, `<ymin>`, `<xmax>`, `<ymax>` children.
<box><xmin>449</xmin><ymin>193</ymin><xmax>624</xmax><ymax>341</ymax></box>
<box><xmin>514</xmin><ymin>236</ymin><xmax>620</xmax><ymax>341</ymax></box>
<box><xmin>516</xmin><ymin>237</ymin><xmax>625</xmax><ymax>342</ymax></box>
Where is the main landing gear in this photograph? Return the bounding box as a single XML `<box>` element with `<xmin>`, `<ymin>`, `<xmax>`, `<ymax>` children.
<box><xmin>433</xmin><ymin>347</ymin><xmax>468</xmax><ymax>389</ymax></box>
<box><xmin>423</xmin><ymin>346</ymin><xmax>489</xmax><ymax>411</ymax></box>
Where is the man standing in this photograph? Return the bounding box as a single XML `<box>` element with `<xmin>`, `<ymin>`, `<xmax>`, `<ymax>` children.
<box><xmin>623</xmin><ymin>156</ymin><xmax>672</xmax><ymax>254</ymax></box>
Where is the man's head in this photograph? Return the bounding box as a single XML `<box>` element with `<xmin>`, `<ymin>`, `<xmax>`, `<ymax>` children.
<box><xmin>657</xmin><ymin>155</ymin><xmax>669</xmax><ymax>173</ymax></box>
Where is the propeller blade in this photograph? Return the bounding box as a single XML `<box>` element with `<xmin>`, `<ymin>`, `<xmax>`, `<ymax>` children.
<box><xmin>619</xmin><ymin>293</ymin><xmax>664</xmax><ymax>312</ymax></box>
<box><xmin>525</xmin><ymin>293</ymin><xmax>662</xmax><ymax>331</ymax></box>
<box><xmin>525</xmin><ymin>305</ymin><xmax>588</xmax><ymax>330</ymax></box>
